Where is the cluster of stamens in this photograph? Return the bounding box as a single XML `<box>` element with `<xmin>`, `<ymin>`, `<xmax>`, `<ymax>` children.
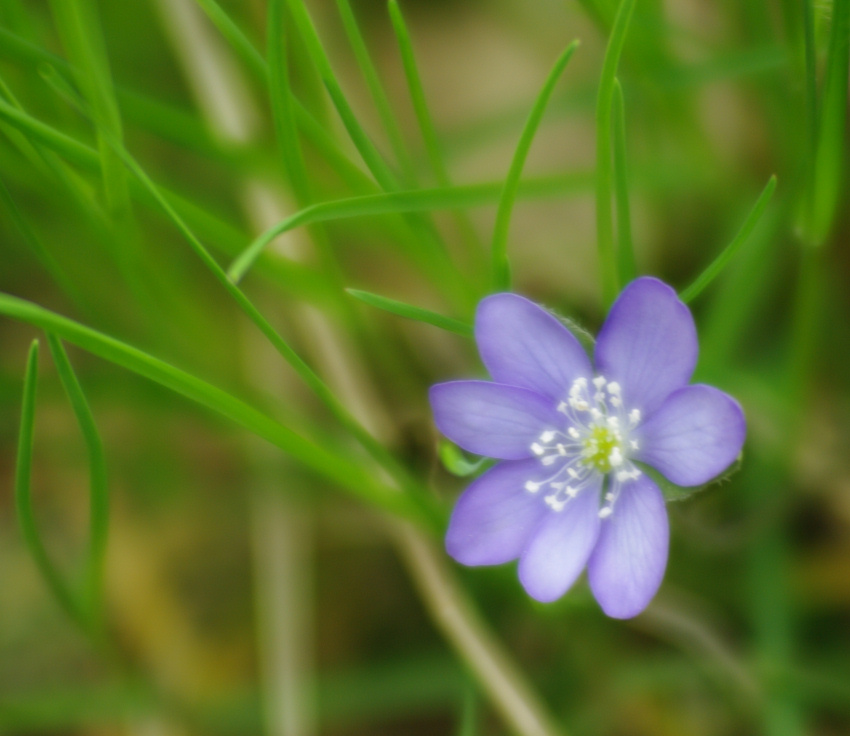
<box><xmin>524</xmin><ymin>376</ymin><xmax>642</xmax><ymax>518</ymax></box>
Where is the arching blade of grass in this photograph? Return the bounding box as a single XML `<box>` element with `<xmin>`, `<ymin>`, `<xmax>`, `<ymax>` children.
<box><xmin>680</xmin><ymin>175</ymin><xmax>777</xmax><ymax>303</ymax></box>
<box><xmin>0</xmin><ymin>294</ymin><xmax>443</xmax><ymax>530</ymax></box>
<box><xmin>596</xmin><ymin>0</ymin><xmax>636</xmax><ymax>307</ymax></box>
<box><xmin>45</xmin><ymin>335</ymin><xmax>108</xmax><ymax>629</ymax></box>
<box><xmin>491</xmin><ymin>40</ymin><xmax>580</xmax><ymax>291</ymax></box>
<box><xmin>193</xmin><ymin>0</ymin><xmax>267</xmax><ymax>82</ymax></box>
<box><xmin>346</xmin><ymin>290</ymin><xmax>473</xmax><ymax>337</ymax></box>
<box><xmin>15</xmin><ymin>340</ymin><xmax>86</xmax><ymax>629</ymax></box>
<box><xmin>337</xmin><ymin>0</ymin><xmax>416</xmax><ymax>184</ymax></box>
<box><xmin>807</xmin><ymin>0</ymin><xmax>849</xmax><ymax>246</ymax></box>
<box><xmin>611</xmin><ymin>78</ymin><xmax>636</xmax><ymax>285</ymax></box>
<box><xmin>387</xmin><ymin>0</ymin><xmax>484</xmax><ymax>272</ymax></box>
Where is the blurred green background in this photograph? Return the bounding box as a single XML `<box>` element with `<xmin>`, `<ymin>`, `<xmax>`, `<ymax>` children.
<box><xmin>1</xmin><ymin>0</ymin><xmax>849</xmax><ymax>734</ymax></box>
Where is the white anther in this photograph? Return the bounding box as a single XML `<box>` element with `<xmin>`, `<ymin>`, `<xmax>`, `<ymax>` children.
<box><xmin>604</xmin><ymin>492</ymin><xmax>614</xmax><ymax>502</ymax></box>
<box><xmin>568</xmin><ymin>427</ymin><xmax>580</xmax><ymax>439</ymax></box>
<box><xmin>609</xmin><ymin>447</ymin><xmax>623</xmax><ymax>467</ymax></box>
<box><xmin>593</xmin><ymin>376</ymin><xmax>606</xmax><ymax>388</ymax></box>
<box><xmin>630</xmin><ymin>439</ymin><xmax>639</xmax><ymax>450</ymax></box>
<box><xmin>539</xmin><ymin>430</ymin><xmax>556</xmax><ymax>443</ymax></box>
<box><xmin>575</xmin><ymin>400</ymin><xmax>589</xmax><ymax>412</ymax></box>
<box><xmin>566</xmin><ymin>485</ymin><xmax>578</xmax><ymax>497</ymax></box>
<box><xmin>556</xmin><ymin>444</ymin><xmax>567</xmax><ymax>455</ymax></box>
<box><xmin>546</xmin><ymin>495</ymin><xmax>566</xmax><ymax>512</ymax></box>
<box><xmin>598</xmin><ymin>507</ymin><xmax>612</xmax><ymax>518</ymax></box>
<box><xmin>531</xmin><ymin>443</ymin><xmax>544</xmax><ymax>456</ymax></box>
<box><xmin>629</xmin><ymin>409</ymin><xmax>641</xmax><ymax>425</ymax></box>
<box><xmin>575</xmin><ymin>377</ymin><xmax>587</xmax><ymax>388</ymax></box>
<box><xmin>616</xmin><ymin>470</ymin><xmax>631</xmax><ymax>482</ymax></box>
<box><xmin>607</xmin><ymin>382</ymin><xmax>621</xmax><ymax>395</ymax></box>
<box><xmin>610</xmin><ymin>396</ymin><xmax>622</xmax><ymax>407</ymax></box>
<box><xmin>607</xmin><ymin>416</ymin><xmax>619</xmax><ymax>429</ymax></box>
<box><xmin>524</xmin><ymin>481</ymin><xmax>540</xmax><ymax>493</ymax></box>
<box><xmin>590</xmin><ymin>408</ymin><xmax>602</xmax><ymax>420</ymax></box>
<box><xmin>542</xmin><ymin>455</ymin><xmax>557</xmax><ymax>466</ymax></box>
<box><xmin>567</xmin><ymin>467</ymin><xmax>579</xmax><ymax>479</ymax></box>
<box><xmin>558</xmin><ymin>401</ymin><xmax>568</xmax><ymax>413</ymax></box>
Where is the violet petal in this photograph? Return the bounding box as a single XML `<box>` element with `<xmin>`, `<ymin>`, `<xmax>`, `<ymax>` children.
<box><xmin>446</xmin><ymin>459</ymin><xmax>552</xmax><ymax>566</ymax></box>
<box><xmin>636</xmin><ymin>384</ymin><xmax>746</xmax><ymax>486</ymax></box>
<box><xmin>429</xmin><ymin>381</ymin><xmax>562</xmax><ymax>459</ymax></box>
<box><xmin>587</xmin><ymin>475</ymin><xmax>668</xmax><ymax>619</ymax></box>
<box><xmin>595</xmin><ymin>277</ymin><xmax>697</xmax><ymax>416</ymax></box>
<box><xmin>517</xmin><ymin>475</ymin><xmax>602</xmax><ymax>603</ymax></box>
<box><xmin>476</xmin><ymin>293</ymin><xmax>593</xmax><ymax>402</ymax></box>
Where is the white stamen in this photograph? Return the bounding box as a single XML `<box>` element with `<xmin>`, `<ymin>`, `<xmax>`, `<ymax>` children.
<box><xmin>630</xmin><ymin>439</ymin><xmax>639</xmax><ymax>450</ymax></box>
<box><xmin>607</xmin><ymin>382</ymin><xmax>621</xmax><ymax>395</ymax></box>
<box><xmin>540</xmin><ymin>430</ymin><xmax>556</xmax><ymax>443</ymax></box>
<box><xmin>598</xmin><ymin>507</ymin><xmax>612</xmax><ymax>518</ymax></box>
<box><xmin>629</xmin><ymin>408</ymin><xmax>641</xmax><ymax>425</ymax></box>
<box><xmin>609</xmin><ymin>447</ymin><xmax>623</xmax><ymax>467</ymax></box>
<box><xmin>542</xmin><ymin>455</ymin><xmax>557</xmax><ymax>466</ymax></box>
<box><xmin>531</xmin><ymin>443</ymin><xmax>544</xmax><ymax>456</ymax></box>
<box><xmin>593</xmin><ymin>376</ymin><xmax>606</xmax><ymax>388</ymax></box>
<box><xmin>568</xmin><ymin>427</ymin><xmax>580</xmax><ymax>439</ymax></box>
<box><xmin>524</xmin><ymin>481</ymin><xmax>540</xmax><ymax>492</ymax></box>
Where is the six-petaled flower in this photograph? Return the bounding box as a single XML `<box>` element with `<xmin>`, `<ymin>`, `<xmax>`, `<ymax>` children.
<box><xmin>430</xmin><ymin>277</ymin><xmax>746</xmax><ymax>619</ymax></box>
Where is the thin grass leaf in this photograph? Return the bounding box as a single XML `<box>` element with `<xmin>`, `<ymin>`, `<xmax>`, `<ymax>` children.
<box><xmin>595</xmin><ymin>0</ymin><xmax>636</xmax><ymax>307</ymax></box>
<box><xmin>0</xmin><ymin>294</ymin><xmax>443</xmax><ymax>530</ymax></box>
<box><xmin>491</xmin><ymin>41</ymin><xmax>580</xmax><ymax>291</ymax></box>
<box><xmin>336</xmin><ymin>0</ymin><xmax>416</xmax><ymax>183</ymax></box>
<box><xmin>611</xmin><ymin>78</ymin><xmax>636</xmax><ymax>285</ymax></box>
<box><xmin>229</xmin><ymin>173</ymin><xmax>595</xmax><ymax>282</ymax></box>
<box><xmin>45</xmin><ymin>334</ymin><xmax>108</xmax><ymax>628</ymax></box>
<box><xmin>48</xmin><ymin>0</ymin><xmax>131</xmax><ymax>219</ymax></box>
<box><xmin>808</xmin><ymin>0</ymin><xmax>849</xmax><ymax>245</ymax></box>
<box><xmin>346</xmin><ymin>289</ymin><xmax>473</xmax><ymax>337</ymax></box>
<box><xmin>193</xmin><ymin>0</ymin><xmax>267</xmax><ymax>82</ymax></box>
<box><xmin>15</xmin><ymin>340</ymin><xmax>86</xmax><ymax>628</ymax></box>
<box><xmin>680</xmin><ymin>175</ymin><xmax>777</xmax><ymax>303</ymax></box>
<box><xmin>438</xmin><ymin>442</ymin><xmax>491</xmax><ymax>478</ymax></box>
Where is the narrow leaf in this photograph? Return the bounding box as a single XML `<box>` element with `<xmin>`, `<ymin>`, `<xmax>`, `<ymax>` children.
<box><xmin>346</xmin><ymin>289</ymin><xmax>473</xmax><ymax>337</ymax></box>
<box><xmin>595</xmin><ymin>0</ymin><xmax>636</xmax><ymax>307</ymax></box>
<box><xmin>491</xmin><ymin>41</ymin><xmax>580</xmax><ymax>291</ymax></box>
<box><xmin>15</xmin><ymin>340</ymin><xmax>85</xmax><ymax>627</ymax></box>
<box><xmin>611</xmin><ymin>78</ymin><xmax>636</xmax><ymax>285</ymax></box>
<box><xmin>680</xmin><ymin>175</ymin><xmax>777</xmax><ymax>303</ymax></box>
<box><xmin>46</xmin><ymin>334</ymin><xmax>108</xmax><ymax>626</ymax></box>
<box><xmin>439</xmin><ymin>442</ymin><xmax>491</xmax><ymax>478</ymax></box>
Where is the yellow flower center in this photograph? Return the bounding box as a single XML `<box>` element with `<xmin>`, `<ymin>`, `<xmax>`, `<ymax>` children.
<box><xmin>583</xmin><ymin>424</ymin><xmax>620</xmax><ymax>473</ymax></box>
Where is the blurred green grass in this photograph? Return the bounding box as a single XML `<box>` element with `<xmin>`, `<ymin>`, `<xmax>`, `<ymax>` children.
<box><xmin>1</xmin><ymin>0</ymin><xmax>849</xmax><ymax>735</ymax></box>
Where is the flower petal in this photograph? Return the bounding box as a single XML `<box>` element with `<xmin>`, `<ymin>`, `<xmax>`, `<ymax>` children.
<box><xmin>587</xmin><ymin>475</ymin><xmax>668</xmax><ymax>619</ymax></box>
<box><xmin>429</xmin><ymin>381</ymin><xmax>562</xmax><ymax>459</ymax></box>
<box><xmin>446</xmin><ymin>459</ymin><xmax>551</xmax><ymax>566</ymax></box>
<box><xmin>636</xmin><ymin>384</ymin><xmax>745</xmax><ymax>486</ymax></box>
<box><xmin>517</xmin><ymin>475</ymin><xmax>602</xmax><ymax>603</ymax></box>
<box><xmin>595</xmin><ymin>277</ymin><xmax>697</xmax><ymax>416</ymax></box>
<box><xmin>476</xmin><ymin>293</ymin><xmax>593</xmax><ymax>402</ymax></box>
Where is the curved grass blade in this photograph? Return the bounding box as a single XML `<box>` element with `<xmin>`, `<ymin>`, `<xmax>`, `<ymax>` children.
<box><xmin>808</xmin><ymin>0</ymin><xmax>850</xmax><ymax>246</ymax></box>
<box><xmin>491</xmin><ymin>41</ymin><xmax>580</xmax><ymax>291</ymax></box>
<box><xmin>611</xmin><ymin>78</ymin><xmax>636</xmax><ymax>285</ymax></box>
<box><xmin>193</xmin><ymin>0</ymin><xmax>267</xmax><ymax>82</ymax></box>
<box><xmin>337</xmin><ymin>0</ymin><xmax>415</xmax><ymax>183</ymax></box>
<box><xmin>229</xmin><ymin>173</ymin><xmax>595</xmax><ymax>282</ymax></box>
<box><xmin>346</xmin><ymin>289</ymin><xmax>473</xmax><ymax>337</ymax></box>
<box><xmin>595</xmin><ymin>0</ymin><xmax>636</xmax><ymax>307</ymax></box>
<box><xmin>0</xmin><ymin>294</ymin><xmax>442</xmax><ymax>531</ymax></box>
<box><xmin>680</xmin><ymin>175</ymin><xmax>777</xmax><ymax>303</ymax></box>
<box><xmin>15</xmin><ymin>340</ymin><xmax>86</xmax><ymax>629</ymax></box>
<box><xmin>46</xmin><ymin>334</ymin><xmax>108</xmax><ymax>628</ymax></box>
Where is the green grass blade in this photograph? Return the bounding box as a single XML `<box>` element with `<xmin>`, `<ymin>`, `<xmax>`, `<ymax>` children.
<box><xmin>0</xmin><ymin>294</ymin><xmax>441</xmax><ymax>529</ymax></box>
<box><xmin>337</xmin><ymin>0</ymin><xmax>416</xmax><ymax>183</ymax></box>
<box><xmin>595</xmin><ymin>0</ymin><xmax>636</xmax><ymax>307</ymax></box>
<box><xmin>228</xmin><ymin>173</ymin><xmax>595</xmax><ymax>281</ymax></box>
<box><xmin>48</xmin><ymin>0</ymin><xmax>131</xmax><ymax>220</ymax></box>
<box><xmin>387</xmin><ymin>0</ymin><xmax>448</xmax><ymax>186</ymax></box>
<box><xmin>680</xmin><ymin>175</ymin><xmax>777</xmax><ymax>303</ymax></box>
<box><xmin>284</xmin><ymin>0</ymin><xmax>396</xmax><ymax>190</ymax></box>
<box><xmin>346</xmin><ymin>289</ymin><xmax>473</xmax><ymax>337</ymax></box>
<box><xmin>14</xmin><ymin>340</ymin><xmax>86</xmax><ymax>628</ymax></box>
<box><xmin>267</xmin><ymin>0</ymin><xmax>310</xmax><ymax>201</ymax></box>
<box><xmin>808</xmin><ymin>0</ymin><xmax>850</xmax><ymax>245</ymax></box>
<box><xmin>490</xmin><ymin>41</ymin><xmax>580</xmax><ymax>291</ymax></box>
<box><xmin>45</xmin><ymin>334</ymin><xmax>108</xmax><ymax>628</ymax></box>
<box><xmin>611</xmin><ymin>78</ymin><xmax>636</xmax><ymax>285</ymax></box>
<box><xmin>194</xmin><ymin>0</ymin><xmax>268</xmax><ymax>82</ymax></box>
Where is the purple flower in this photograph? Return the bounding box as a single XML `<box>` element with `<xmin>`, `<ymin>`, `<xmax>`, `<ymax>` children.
<box><xmin>429</xmin><ymin>277</ymin><xmax>745</xmax><ymax>618</ymax></box>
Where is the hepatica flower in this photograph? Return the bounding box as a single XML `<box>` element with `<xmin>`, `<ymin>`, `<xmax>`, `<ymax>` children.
<box><xmin>430</xmin><ymin>277</ymin><xmax>745</xmax><ymax>618</ymax></box>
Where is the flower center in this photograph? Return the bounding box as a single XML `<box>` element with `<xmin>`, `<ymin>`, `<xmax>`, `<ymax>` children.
<box><xmin>525</xmin><ymin>375</ymin><xmax>643</xmax><ymax>517</ymax></box>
